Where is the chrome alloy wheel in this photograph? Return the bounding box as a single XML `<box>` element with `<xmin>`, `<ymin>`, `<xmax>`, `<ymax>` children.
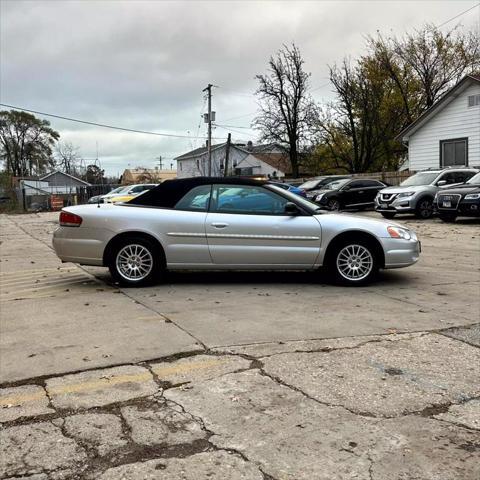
<box><xmin>336</xmin><ymin>244</ymin><xmax>373</xmax><ymax>281</ymax></box>
<box><xmin>116</xmin><ymin>244</ymin><xmax>153</xmax><ymax>281</ymax></box>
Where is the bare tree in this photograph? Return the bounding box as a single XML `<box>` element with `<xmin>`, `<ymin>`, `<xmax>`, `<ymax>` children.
<box><xmin>55</xmin><ymin>142</ymin><xmax>81</xmax><ymax>175</ymax></box>
<box><xmin>254</xmin><ymin>44</ymin><xmax>318</xmax><ymax>177</ymax></box>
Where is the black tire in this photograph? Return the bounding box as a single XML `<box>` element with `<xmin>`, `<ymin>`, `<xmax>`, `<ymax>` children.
<box><xmin>439</xmin><ymin>214</ymin><xmax>457</xmax><ymax>223</ymax></box>
<box><xmin>108</xmin><ymin>236</ymin><xmax>165</xmax><ymax>287</ymax></box>
<box><xmin>327</xmin><ymin>238</ymin><xmax>380</xmax><ymax>286</ymax></box>
<box><xmin>415</xmin><ymin>198</ymin><xmax>434</xmax><ymax>219</ymax></box>
<box><xmin>327</xmin><ymin>198</ymin><xmax>341</xmax><ymax>211</ymax></box>
<box><xmin>380</xmin><ymin>212</ymin><xmax>396</xmax><ymax>219</ymax></box>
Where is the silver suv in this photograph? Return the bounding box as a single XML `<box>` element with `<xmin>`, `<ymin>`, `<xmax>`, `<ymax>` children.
<box><xmin>375</xmin><ymin>167</ymin><xmax>478</xmax><ymax>219</ymax></box>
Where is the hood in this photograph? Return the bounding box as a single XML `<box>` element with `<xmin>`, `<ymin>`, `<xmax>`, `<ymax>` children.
<box><xmin>379</xmin><ymin>185</ymin><xmax>430</xmax><ymax>194</ymax></box>
<box><xmin>437</xmin><ymin>184</ymin><xmax>480</xmax><ymax>195</ymax></box>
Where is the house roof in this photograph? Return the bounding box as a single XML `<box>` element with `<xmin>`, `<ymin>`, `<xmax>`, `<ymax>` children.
<box><xmin>121</xmin><ymin>169</ymin><xmax>176</xmax><ymax>184</ymax></box>
<box><xmin>397</xmin><ymin>73</ymin><xmax>480</xmax><ymax>141</ymax></box>
<box><xmin>40</xmin><ymin>170</ymin><xmax>90</xmax><ymax>185</ymax></box>
<box><xmin>251</xmin><ymin>152</ymin><xmax>290</xmax><ymax>174</ymax></box>
<box><xmin>174</xmin><ymin>142</ymin><xmax>282</xmax><ymax>161</ymax></box>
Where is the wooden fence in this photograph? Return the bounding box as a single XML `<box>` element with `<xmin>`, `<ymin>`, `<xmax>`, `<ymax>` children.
<box><xmin>350</xmin><ymin>170</ymin><xmax>412</xmax><ymax>186</ymax></box>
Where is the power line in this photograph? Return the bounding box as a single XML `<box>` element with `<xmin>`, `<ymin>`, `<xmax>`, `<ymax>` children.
<box><xmin>216</xmin><ymin>123</ymin><xmax>254</xmax><ymax>129</ymax></box>
<box><xmin>221</xmin><ymin>111</ymin><xmax>258</xmax><ymax>122</ymax></box>
<box><xmin>437</xmin><ymin>2</ymin><xmax>479</xmax><ymax>28</ymax></box>
<box><xmin>0</xmin><ymin>103</ymin><xmax>220</xmax><ymax>140</ymax></box>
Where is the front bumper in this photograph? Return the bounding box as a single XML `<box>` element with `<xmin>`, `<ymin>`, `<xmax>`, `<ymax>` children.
<box><xmin>435</xmin><ymin>197</ymin><xmax>480</xmax><ymax>217</ymax></box>
<box><xmin>381</xmin><ymin>237</ymin><xmax>421</xmax><ymax>268</ymax></box>
<box><xmin>374</xmin><ymin>195</ymin><xmax>416</xmax><ymax>214</ymax></box>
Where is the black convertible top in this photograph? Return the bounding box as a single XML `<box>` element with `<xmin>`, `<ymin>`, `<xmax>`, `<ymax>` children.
<box><xmin>128</xmin><ymin>176</ymin><xmax>267</xmax><ymax>208</ymax></box>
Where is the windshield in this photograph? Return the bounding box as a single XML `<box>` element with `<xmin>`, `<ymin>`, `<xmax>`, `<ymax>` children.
<box><xmin>322</xmin><ymin>178</ymin><xmax>350</xmax><ymax>190</ymax></box>
<box><xmin>400</xmin><ymin>172</ymin><xmax>439</xmax><ymax>187</ymax></box>
<box><xmin>109</xmin><ymin>186</ymin><xmax>127</xmax><ymax>194</ymax></box>
<box><xmin>467</xmin><ymin>172</ymin><xmax>480</xmax><ymax>184</ymax></box>
<box><xmin>299</xmin><ymin>179</ymin><xmax>323</xmax><ymax>190</ymax></box>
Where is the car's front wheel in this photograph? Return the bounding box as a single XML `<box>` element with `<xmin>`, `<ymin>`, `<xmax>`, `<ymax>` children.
<box><xmin>108</xmin><ymin>236</ymin><xmax>164</xmax><ymax>287</ymax></box>
<box><xmin>415</xmin><ymin>198</ymin><xmax>433</xmax><ymax>219</ymax></box>
<box><xmin>328</xmin><ymin>239</ymin><xmax>379</xmax><ymax>286</ymax></box>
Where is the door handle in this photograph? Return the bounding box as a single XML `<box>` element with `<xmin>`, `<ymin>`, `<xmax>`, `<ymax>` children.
<box><xmin>358</xmin><ymin>190</ymin><xmax>364</xmax><ymax>194</ymax></box>
<box><xmin>211</xmin><ymin>222</ymin><xmax>229</xmax><ymax>228</ymax></box>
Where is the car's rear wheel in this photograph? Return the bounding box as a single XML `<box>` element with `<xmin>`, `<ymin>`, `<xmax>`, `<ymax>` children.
<box><xmin>439</xmin><ymin>213</ymin><xmax>457</xmax><ymax>223</ymax></box>
<box><xmin>327</xmin><ymin>198</ymin><xmax>341</xmax><ymax>211</ymax></box>
<box><xmin>380</xmin><ymin>212</ymin><xmax>396</xmax><ymax>219</ymax></box>
<box><xmin>108</xmin><ymin>236</ymin><xmax>164</xmax><ymax>287</ymax></box>
<box><xmin>328</xmin><ymin>239</ymin><xmax>379</xmax><ymax>286</ymax></box>
<box><xmin>415</xmin><ymin>198</ymin><xmax>433</xmax><ymax>219</ymax></box>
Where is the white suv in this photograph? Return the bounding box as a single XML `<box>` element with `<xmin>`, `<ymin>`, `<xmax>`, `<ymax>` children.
<box><xmin>375</xmin><ymin>167</ymin><xmax>478</xmax><ymax>219</ymax></box>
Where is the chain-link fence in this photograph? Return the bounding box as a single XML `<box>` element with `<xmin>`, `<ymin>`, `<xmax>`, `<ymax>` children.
<box><xmin>12</xmin><ymin>184</ymin><xmax>122</xmax><ymax>212</ymax></box>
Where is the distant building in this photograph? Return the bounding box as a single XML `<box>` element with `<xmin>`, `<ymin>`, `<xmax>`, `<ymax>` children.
<box><xmin>120</xmin><ymin>168</ymin><xmax>177</xmax><ymax>185</ymax></box>
<box><xmin>398</xmin><ymin>73</ymin><xmax>480</xmax><ymax>171</ymax></box>
<box><xmin>175</xmin><ymin>141</ymin><xmax>290</xmax><ymax>178</ymax></box>
<box><xmin>40</xmin><ymin>170</ymin><xmax>90</xmax><ymax>187</ymax></box>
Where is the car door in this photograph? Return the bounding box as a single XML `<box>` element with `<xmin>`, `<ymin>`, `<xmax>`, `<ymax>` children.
<box><xmin>341</xmin><ymin>180</ymin><xmax>367</xmax><ymax>207</ymax></box>
<box><xmin>205</xmin><ymin>184</ymin><xmax>321</xmax><ymax>267</ymax></box>
<box><xmin>160</xmin><ymin>184</ymin><xmax>213</xmax><ymax>266</ymax></box>
<box><xmin>362</xmin><ymin>180</ymin><xmax>385</xmax><ymax>204</ymax></box>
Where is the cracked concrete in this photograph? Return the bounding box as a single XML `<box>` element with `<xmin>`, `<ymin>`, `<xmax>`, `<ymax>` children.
<box><xmin>260</xmin><ymin>333</ymin><xmax>480</xmax><ymax>417</ymax></box>
<box><xmin>97</xmin><ymin>451</ymin><xmax>265</xmax><ymax>480</ymax></box>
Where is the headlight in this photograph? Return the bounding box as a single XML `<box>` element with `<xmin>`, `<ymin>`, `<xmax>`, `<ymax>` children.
<box><xmin>464</xmin><ymin>193</ymin><xmax>480</xmax><ymax>200</ymax></box>
<box><xmin>397</xmin><ymin>192</ymin><xmax>414</xmax><ymax>198</ymax></box>
<box><xmin>315</xmin><ymin>193</ymin><xmax>325</xmax><ymax>201</ymax></box>
<box><xmin>387</xmin><ymin>226</ymin><xmax>412</xmax><ymax>240</ymax></box>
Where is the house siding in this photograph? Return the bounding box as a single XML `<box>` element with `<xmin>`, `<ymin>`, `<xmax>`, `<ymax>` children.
<box><xmin>408</xmin><ymin>82</ymin><xmax>480</xmax><ymax>170</ymax></box>
<box><xmin>236</xmin><ymin>154</ymin><xmax>285</xmax><ymax>177</ymax></box>
<box><xmin>177</xmin><ymin>146</ymin><xmax>248</xmax><ymax>178</ymax></box>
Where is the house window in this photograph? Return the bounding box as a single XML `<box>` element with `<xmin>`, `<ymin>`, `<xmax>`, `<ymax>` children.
<box><xmin>440</xmin><ymin>138</ymin><xmax>468</xmax><ymax>167</ymax></box>
<box><xmin>179</xmin><ymin>162</ymin><xmax>182</xmax><ymax>171</ymax></box>
<box><xmin>467</xmin><ymin>94</ymin><xmax>480</xmax><ymax>107</ymax></box>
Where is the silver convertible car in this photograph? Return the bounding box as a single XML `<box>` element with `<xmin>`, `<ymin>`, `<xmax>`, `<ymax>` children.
<box><xmin>53</xmin><ymin>177</ymin><xmax>421</xmax><ymax>286</ymax></box>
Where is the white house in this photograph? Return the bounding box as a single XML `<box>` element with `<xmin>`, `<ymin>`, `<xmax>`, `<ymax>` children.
<box><xmin>398</xmin><ymin>74</ymin><xmax>480</xmax><ymax>171</ymax></box>
<box><xmin>175</xmin><ymin>142</ymin><xmax>290</xmax><ymax>178</ymax></box>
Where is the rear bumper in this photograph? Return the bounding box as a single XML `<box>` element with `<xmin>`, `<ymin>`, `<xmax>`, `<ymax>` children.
<box><xmin>52</xmin><ymin>227</ymin><xmax>110</xmax><ymax>266</ymax></box>
<box><xmin>381</xmin><ymin>237</ymin><xmax>421</xmax><ymax>268</ymax></box>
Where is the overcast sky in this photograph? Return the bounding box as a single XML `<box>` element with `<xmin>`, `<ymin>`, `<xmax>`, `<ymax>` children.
<box><xmin>1</xmin><ymin>0</ymin><xmax>479</xmax><ymax>175</ymax></box>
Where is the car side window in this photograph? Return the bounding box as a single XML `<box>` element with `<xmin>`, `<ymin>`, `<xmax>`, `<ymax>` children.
<box><xmin>454</xmin><ymin>171</ymin><xmax>473</xmax><ymax>183</ymax></box>
<box><xmin>362</xmin><ymin>180</ymin><xmax>382</xmax><ymax>187</ymax></box>
<box><xmin>130</xmin><ymin>186</ymin><xmax>144</xmax><ymax>193</ymax></box>
<box><xmin>174</xmin><ymin>185</ymin><xmax>211</xmax><ymax>212</ymax></box>
<box><xmin>212</xmin><ymin>185</ymin><xmax>289</xmax><ymax>215</ymax></box>
<box><xmin>347</xmin><ymin>180</ymin><xmax>365</xmax><ymax>189</ymax></box>
<box><xmin>438</xmin><ymin>172</ymin><xmax>457</xmax><ymax>185</ymax></box>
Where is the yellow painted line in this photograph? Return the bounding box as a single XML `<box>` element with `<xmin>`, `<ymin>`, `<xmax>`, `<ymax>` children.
<box><xmin>0</xmin><ymin>359</ymin><xmax>224</xmax><ymax>407</ymax></box>
<box><xmin>152</xmin><ymin>359</ymin><xmax>223</xmax><ymax>377</ymax></box>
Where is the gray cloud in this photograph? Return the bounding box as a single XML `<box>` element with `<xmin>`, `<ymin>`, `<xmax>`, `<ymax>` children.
<box><xmin>1</xmin><ymin>0</ymin><xmax>478</xmax><ymax>174</ymax></box>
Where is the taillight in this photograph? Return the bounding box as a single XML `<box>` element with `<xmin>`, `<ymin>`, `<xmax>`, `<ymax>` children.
<box><xmin>59</xmin><ymin>211</ymin><xmax>82</xmax><ymax>227</ymax></box>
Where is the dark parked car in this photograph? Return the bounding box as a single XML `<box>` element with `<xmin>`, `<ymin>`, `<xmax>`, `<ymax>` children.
<box><xmin>299</xmin><ymin>176</ymin><xmax>351</xmax><ymax>200</ymax></box>
<box><xmin>313</xmin><ymin>178</ymin><xmax>388</xmax><ymax>211</ymax></box>
<box><xmin>434</xmin><ymin>172</ymin><xmax>480</xmax><ymax>222</ymax></box>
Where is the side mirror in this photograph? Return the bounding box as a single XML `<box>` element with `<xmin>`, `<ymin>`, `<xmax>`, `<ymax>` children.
<box><xmin>284</xmin><ymin>202</ymin><xmax>300</xmax><ymax>215</ymax></box>
<box><xmin>437</xmin><ymin>180</ymin><xmax>447</xmax><ymax>186</ymax></box>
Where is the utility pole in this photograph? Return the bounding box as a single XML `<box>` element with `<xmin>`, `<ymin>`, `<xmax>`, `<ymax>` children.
<box><xmin>203</xmin><ymin>84</ymin><xmax>213</xmax><ymax>176</ymax></box>
<box><xmin>224</xmin><ymin>133</ymin><xmax>231</xmax><ymax>177</ymax></box>
<box><xmin>157</xmin><ymin>155</ymin><xmax>163</xmax><ymax>170</ymax></box>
